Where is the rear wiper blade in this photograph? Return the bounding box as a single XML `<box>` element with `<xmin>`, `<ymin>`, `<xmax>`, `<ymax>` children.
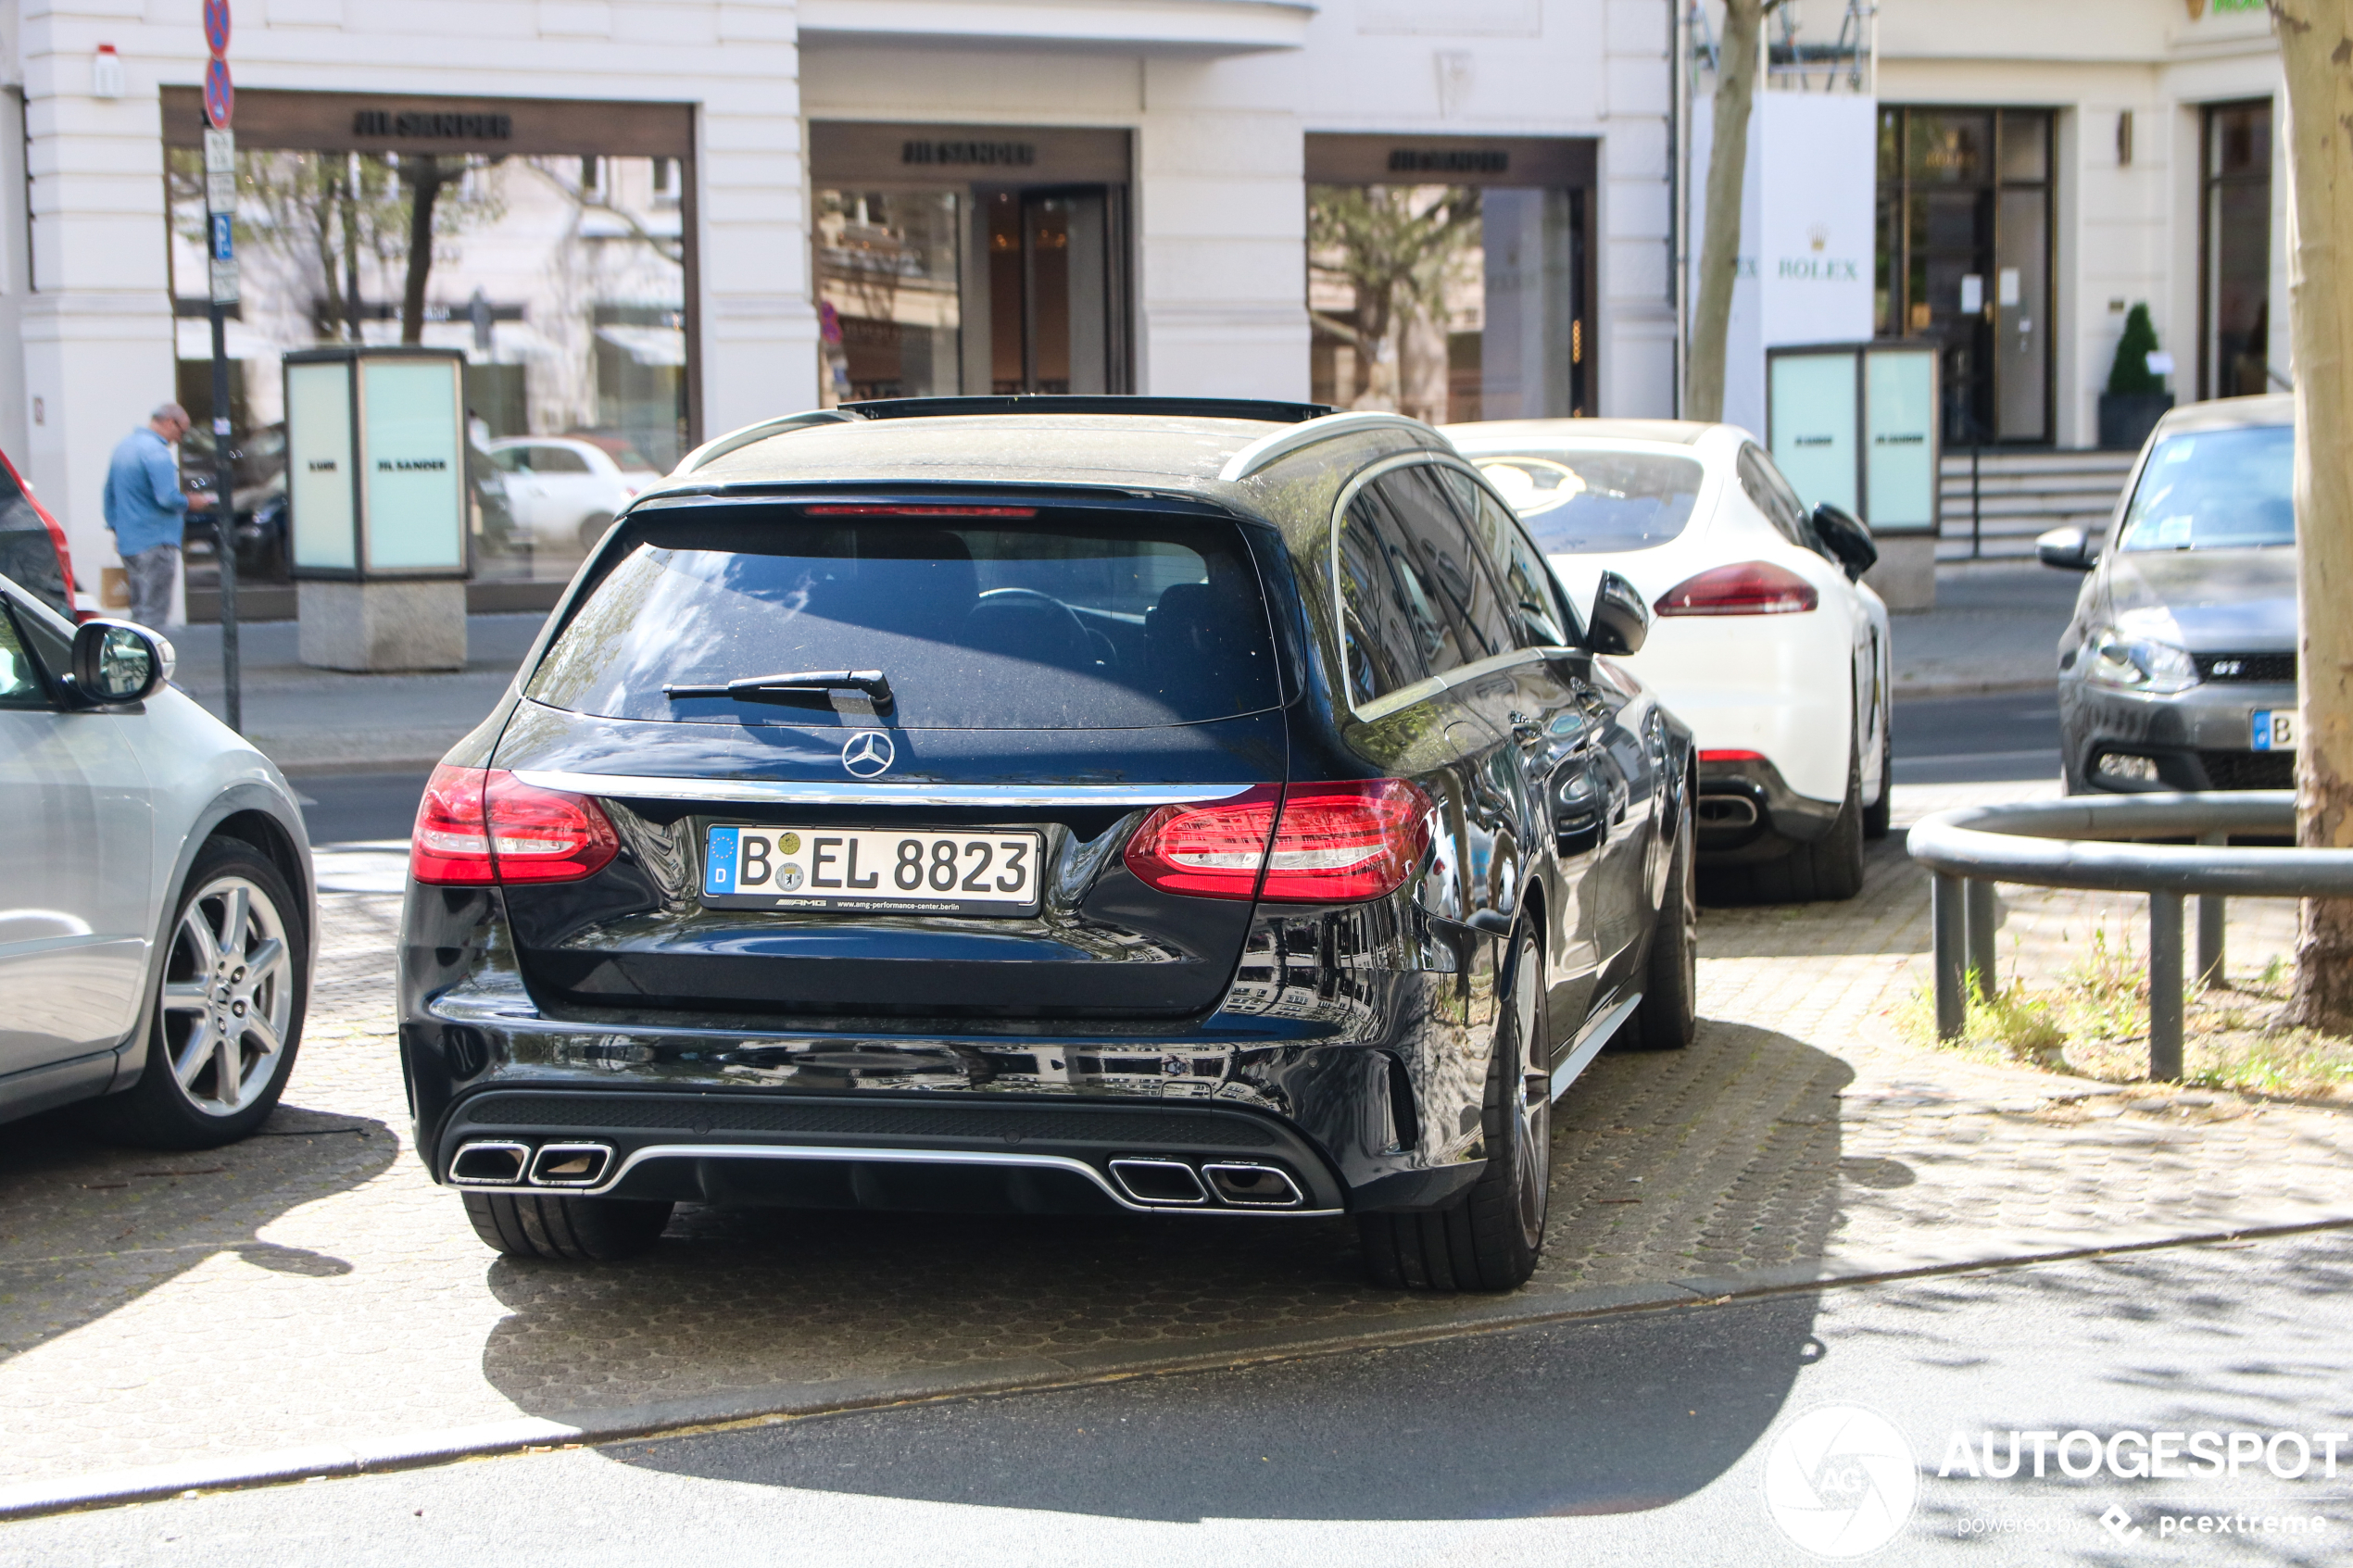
<box><xmin>662</xmin><ymin>669</ymin><xmax>894</xmax><ymax>712</ymax></box>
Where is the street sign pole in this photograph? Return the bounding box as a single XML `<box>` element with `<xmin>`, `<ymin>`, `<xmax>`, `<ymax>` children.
<box><xmin>203</xmin><ymin>3</ymin><xmax>239</xmax><ymax>732</ymax></box>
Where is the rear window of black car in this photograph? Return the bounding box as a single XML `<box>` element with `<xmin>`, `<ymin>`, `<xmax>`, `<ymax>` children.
<box><xmin>525</xmin><ymin>509</ymin><xmax>1281</xmax><ymax>730</ymax></box>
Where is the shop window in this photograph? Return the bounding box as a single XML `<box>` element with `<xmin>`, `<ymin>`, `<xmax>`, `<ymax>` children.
<box><xmin>1876</xmin><ymin>105</ymin><xmax>2053</xmax><ymax>445</ymax></box>
<box><xmin>2202</xmin><ymin>101</ymin><xmax>2273</xmax><ymax>400</ymax></box>
<box><xmin>166</xmin><ymin>115</ymin><xmax>689</xmax><ymax>590</ymax></box>
<box><xmin>1308</xmin><ymin>182</ymin><xmax>1585</xmax><ymax>424</ymax></box>
<box><xmin>815</xmin><ymin>190</ymin><xmax>965</xmax><ymax>404</ymax></box>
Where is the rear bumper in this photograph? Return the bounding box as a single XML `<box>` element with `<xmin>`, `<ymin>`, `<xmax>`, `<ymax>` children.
<box><xmin>434</xmin><ymin>1087</ymin><xmax>1353</xmax><ymax>1215</ymax></box>
<box><xmin>1693</xmin><ymin>753</ymin><xmax>1841</xmax><ymax>862</ymax></box>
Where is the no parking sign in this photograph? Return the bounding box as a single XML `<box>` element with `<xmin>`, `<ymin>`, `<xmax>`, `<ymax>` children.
<box><xmin>202</xmin><ymin>1</ymin><xmax>233</xmax><ymax>129</ymax></box>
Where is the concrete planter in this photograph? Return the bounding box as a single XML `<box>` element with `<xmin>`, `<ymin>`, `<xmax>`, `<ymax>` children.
<box><xmin>2098</xmin><ymin>392</ymin><xmax>2174</xmax><ymax>452</ymax></box>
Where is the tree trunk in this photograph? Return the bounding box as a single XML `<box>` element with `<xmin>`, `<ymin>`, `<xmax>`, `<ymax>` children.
<box><xmin>399</xmin><ymin>156</ymin><xmax>448</xmax><ymax>345</ymax></box>
<box><xmin>1687</xmin><ymin>0</ymin><xmax>1772</xmax><ymax>423</ymax></box>
<box><xmin>2271</xmin><ymin>0</ymin><xmax>2353</xmax><ymax>1029</ymax></box>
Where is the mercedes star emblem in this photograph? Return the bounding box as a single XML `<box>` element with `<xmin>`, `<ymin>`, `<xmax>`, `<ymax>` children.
<box><xmin>840</xmin><ymin>730</ymin><xmax>896</xmax><ymax>778</ymax></box>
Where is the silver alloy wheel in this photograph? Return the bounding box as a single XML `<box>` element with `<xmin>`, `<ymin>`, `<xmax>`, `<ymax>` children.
<box><xmin>1511</xmin><ymin>941</ymin><xmax>1550</xmax><ymax>1249</ymax></box>
<box><xmin>157</xmin><ymin>874</ymin><xmax>294</xmax><ymax>1118</ymax></box>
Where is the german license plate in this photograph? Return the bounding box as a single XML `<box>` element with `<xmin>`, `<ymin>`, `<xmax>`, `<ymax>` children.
<box><xmin>2252</xmin><ymin>709</ymin><xmax>2297</xmax><ymax>752</ymax></box>
<box><xmin>700</xmin><ymin>824</ymin><xmax>1044</xmax><ymax>914</ymax></box>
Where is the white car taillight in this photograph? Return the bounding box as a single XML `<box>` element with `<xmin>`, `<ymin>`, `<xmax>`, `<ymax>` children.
<box><xmin>1654</xmin><ymin>561</ymin><xmax>1819</xmax><ymax>617</ymax></box>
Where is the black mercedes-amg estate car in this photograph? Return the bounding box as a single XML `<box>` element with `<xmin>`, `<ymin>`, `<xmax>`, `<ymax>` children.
<box><xmin>399</xmin><ymin>396</ymin><xmax>1696</xmax><ymax>1291</ymax></box>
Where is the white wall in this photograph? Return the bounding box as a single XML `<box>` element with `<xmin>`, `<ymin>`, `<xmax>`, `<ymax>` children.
<box><xmin>8</xmin><ymin>0</ymin><xmax>809</xmax><ymax>587</ymax></box>
<box><xmin>2</xmin><ymin>0</ymin><xmax>1674</xmax><ymax>598</ymax></box>
<box><xmin>1876</xmin><ymin>0</ymin><xmax>2284</xmax><ymax>447</ymax></box>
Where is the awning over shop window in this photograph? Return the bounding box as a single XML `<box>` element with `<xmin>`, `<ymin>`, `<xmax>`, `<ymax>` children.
<box><xmin>595</xmin><ymin>324</ymin><xmax>686</xmax><ymax>367</ymax></box>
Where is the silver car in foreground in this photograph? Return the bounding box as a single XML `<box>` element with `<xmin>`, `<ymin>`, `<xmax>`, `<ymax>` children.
<box><xmin>2039</xmin><ymin>395</ymin><xmax>2297</xmax><ymax>795</ymax></box>
<box><xmin>0</xmin><ymin>571</ymin><xmax>314</xmax><ymax>1147</ymax></box>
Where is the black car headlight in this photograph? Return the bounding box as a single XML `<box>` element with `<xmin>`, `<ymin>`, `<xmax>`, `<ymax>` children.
<box><xmin>2084</xmin><ymin>628</ymin><xmax>2200</xmax><ymax>695</ymax></box>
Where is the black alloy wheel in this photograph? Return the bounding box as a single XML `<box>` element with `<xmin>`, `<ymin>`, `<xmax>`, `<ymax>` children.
<box><xmin>464</xmin><ymin>1190</ymin><xmax>674</xmax><ymax>1262</ymax></box>
<box><xmin>1357</xmin><ymin>923</ymin><xmax>1551</xmax><ymax>1292</ymax></box>
<box><xmin>1632</xmin><ymin>788</ymin><xmax>1698</xmax><ymax>1050</ymax></box>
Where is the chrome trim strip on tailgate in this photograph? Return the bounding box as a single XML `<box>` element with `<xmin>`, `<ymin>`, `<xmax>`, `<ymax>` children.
<box><xmin>508</xmin><ymin>772</ymin><xmax>1258</xmax><ymax>809</ymax></box>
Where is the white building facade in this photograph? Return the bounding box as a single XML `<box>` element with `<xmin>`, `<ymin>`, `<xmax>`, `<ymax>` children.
<box><xmin>0</xmin><ymin>0</ymin><xmax>1679</xmax><ymax>609</ymax></box>
<box><xmin>1870</xmin><ymin>0</ymin><xmax>2286</xmax><ymax>449</ymax></box>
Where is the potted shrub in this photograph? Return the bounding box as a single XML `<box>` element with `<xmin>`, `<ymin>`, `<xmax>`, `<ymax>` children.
<box><xmin>2099</xmin><ymin>304</ymin><xmax>2174</xmax><ymax>449</ymax></box>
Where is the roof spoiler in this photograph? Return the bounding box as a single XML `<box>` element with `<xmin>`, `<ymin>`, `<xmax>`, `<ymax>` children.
<box><xmin>673</xmin><ymin>409</ymin><xmax>858</xmax><ymax>475</ymax></box>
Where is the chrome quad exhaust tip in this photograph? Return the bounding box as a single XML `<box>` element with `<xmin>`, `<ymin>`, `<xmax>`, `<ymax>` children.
<box><xmin>1108</xmin><ymin>1156</ymin><xmax>1304</xmax><ymax>1210</ymax></box>
<box><xmin>526</xmin><ymin>1142</ymin><xmax>615</xmax><ymax>1187</ymax></box>
<box><xmin>449</xmin><ymin>1139</ymin><xmax>616</xmax><ymax>1188</ymax></box>
<box><xmin>448</xmin><ymin>1141</ymin><xmax>531</xmax><ymax>1185</ymax></box>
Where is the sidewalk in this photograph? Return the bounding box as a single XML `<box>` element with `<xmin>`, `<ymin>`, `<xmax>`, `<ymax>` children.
<box><xmin>167</xmin><ymin>562</ymin><xmax>2081</xmax><ymax>776</ymax></box>
<box><xmin>4</xmin><ymin>779</ymin><xmax>2346</xmax><ymax>1515</ymax></box>
<box><xmin>1886</xmin><ymin>559</ymin><xmax>2082</xmax><ymax>699</ymax></box>
<box><xmin>168</xmin><ymin>614</ymin><xmax>544</xmax><ymax>774</ymax></box>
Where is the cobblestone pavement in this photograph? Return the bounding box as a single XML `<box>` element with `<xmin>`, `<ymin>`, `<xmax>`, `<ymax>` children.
<box><xmin>2</xmin><ymin>782</ymin><xmax>2347</xmax><ymax>1496</ymax></box>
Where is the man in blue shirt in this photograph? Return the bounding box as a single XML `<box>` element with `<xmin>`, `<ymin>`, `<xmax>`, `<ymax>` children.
<box><xmin>102</xmin><ymin>401</ymin><xmax>214</xmax><ymax>629</ymax></box>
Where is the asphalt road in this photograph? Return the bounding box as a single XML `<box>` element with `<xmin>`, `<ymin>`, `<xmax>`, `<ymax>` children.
<box><xmin>7</xmin><ymin>1228</ymin><xmax>2346</xmax><ymax>1566</ymax></box>
<box><xmin>1890</xmin><ymin>691</ymin><xmax>2063</xmax><ymax>786</ymax></box>
<box><xmin>292</xmin><ymin>687</ymin><xmax>2067</xmax><ymax>853</ymax></box>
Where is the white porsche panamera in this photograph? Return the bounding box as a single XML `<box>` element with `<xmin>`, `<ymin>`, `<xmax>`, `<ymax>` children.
<box><xmin>1442</xmin><ymin>420</ymin><xmax>1892</xmax><ymax>902</ymax></box>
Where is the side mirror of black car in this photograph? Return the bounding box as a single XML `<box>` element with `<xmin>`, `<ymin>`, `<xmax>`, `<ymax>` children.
<box><xmin>2036</xmin><ymin>525</ymin><xmax>2099</xmax><ymax>571</ymax></box>
<box><xmin>69</xmin><ymin>619</ymin><xmax>173</xmax><ymax>706</ymax></box>
<box><xmin>1585</xmin><ymin>571</ymin><xmax>1650</xmax><ymax>657</ymax></box>
<box><xmin>1811</xmin><ymin>503</ymin><xmax>1878</xmax><ymax>582</ymax></box>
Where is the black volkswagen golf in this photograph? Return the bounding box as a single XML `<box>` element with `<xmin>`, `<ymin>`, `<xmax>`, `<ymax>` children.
<box><xmin>400</xmin><ymin>397</ymin><xmax>1696</xmax><ymax>1292</ymax></box>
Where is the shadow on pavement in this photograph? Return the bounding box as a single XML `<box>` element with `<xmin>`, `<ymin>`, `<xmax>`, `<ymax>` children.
<box><xmin>606</xmin><ymin>1288</ymin><xmax>1830</xmax><ymax>1521</ymax></box>
<box><xmin>477</xmin><ymin>1017</ymin><xmax>1855</xmax><ymax>1522</ymax></box>
<box><xmin>0</xmin><ymin>1099</ymin><xmax>396</xmax><ymax>1363</ymax></box>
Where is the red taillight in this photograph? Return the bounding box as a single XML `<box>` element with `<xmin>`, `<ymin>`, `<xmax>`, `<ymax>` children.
<box><xmin>410</xmin><ymin>765</ymin><xmax>620</xmax><ymax>886</ymax></box>
<box><xmin>1122</xmin><ymin>784</ymin><xmax>1283</xmax><ymax>899</ymax></box>
<box><xmin>1123</xmin><ymin>780</ymin><xmax>1432</xmax><ymax>904</ymax></box>
<box><xmin>1699</xmin><ymin>749</ymin><xmax>1766</xmax><ymax>763</ymax></box>
<box><xmin>1654</xmin><ymin>561</ymin><xmax>1818</xmax><ymax>617</ymax></box>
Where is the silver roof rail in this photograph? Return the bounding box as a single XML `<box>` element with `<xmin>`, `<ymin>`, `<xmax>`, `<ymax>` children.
<box><xmin>673</xmin><ymin>408</ymin><xmax>859</xmax><ymax>475</ymax></box>
<box><xmin>1216</xmin><ymin>410</ymin><xmax>1436</xmax><ymax>483</ymax></box>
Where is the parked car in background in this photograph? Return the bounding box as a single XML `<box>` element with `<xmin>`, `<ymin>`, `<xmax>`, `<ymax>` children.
<box><xmin>0</xmin><ymin>448</ymin><xmax>76</xmax><ymax>620</ymax></box>
<box><xmin>2040</xmin><ymin>394</ymin><xmax>2296</xmax><ymax>793</ymax></box>
<box><xmin>403</xmin><ymin>396</ymin><xmax>1697</xmax><ymax>1292</ymax></box>
<box><xmin>484</xmin><ymin>436</ymin><xmax>661</xmax><ymax>554</ymax></box>
<box><xmin>181</xmin><ymin>421</ymin><xmax>290</xmax><ymax>583</ymax></box>
<box><xmin>1445</xmin><ymin>420</ymin><xmax>1890</xmax><ymax>903</ymax></box>
<box><xmin>0</xmin><ymin>571</ymin><xmax>315</xmax><ymax>1145</ymax></box>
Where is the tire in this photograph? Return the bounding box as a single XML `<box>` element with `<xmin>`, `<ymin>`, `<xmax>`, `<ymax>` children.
<box><xmin>463</xmin><ymin>1191</ymin><xmax>674</xmax><ymax>1262</ymax></box>
<box><xmin>1358</xmin><ymin>924</ymin><xmax>1550</xmax><ymax>1292</ymax></box>
<box><xmin>577</xmin><ymin>513</ymin><xmax>615</xmax><ymax>553</ymax></box>
<box><xmin>79</xmin><ymin>837</ymin><xmax>308</xmax><ymax>1150</ymax></box>
<box><xmin>1750</xmin><ymin>742</ymin><xmax>1865</xmax><ymax>904</ymax></box>
<box><xmin>1632</xmin><ymin>794</ymin><xmax>1697</xmax><ymax>1050</ymax></box>
<box><xmin>1862</xmin><ymin>717</ymin><xmax>1894</xmax><ymax>842</ymax></box>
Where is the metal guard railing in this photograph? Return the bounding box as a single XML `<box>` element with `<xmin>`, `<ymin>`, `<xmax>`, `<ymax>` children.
<box><xmin>1906</xmin><ymin>792</ymin><xmax>2353</xmax><ymax>1080</ymax></box>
